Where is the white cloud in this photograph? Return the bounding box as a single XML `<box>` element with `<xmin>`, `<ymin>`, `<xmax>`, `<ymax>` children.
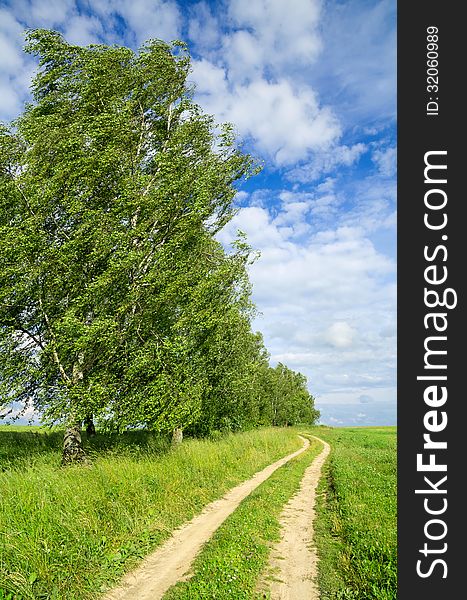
<box><xmin>287</xmin><ymin>143</ymin><xmax>367</xmax><ymax>182</ymax></box>
<box><xmin>186</xmin><ymin>0</ymin><xmax>340</xmax><ymax>166</ymax></box>
<box><xmin>0</xmin><ymin>32</ymin><xmax>23</xmax><ymax>73</ymax></box>
<box><xmin>190</xmin><ymin>58</ymin><xmax>226</xmax><ymax>95</ymax></box>
<box><xmin>187</xmin><ymin>1</ymin><xmax>221</xmax><ymax>53</ymax></box>
<box><xmin>0</xmin><ymin>82</ymin><xmax>22</xmax><ymax>117</ymax></box>
<box><xmin>217</xmin><ymin>195</ymin><xmax>396</xmax><ymax>403</ymax></box>
<box><xmin>68</xmin><ymin>0</ymin><xmax>182</xmax><ymax>46</ymax></box>
<box><xmin>190</xmin><ymin>63</ymin><xmax>342</xmax><ymax>165</ymax></box>
<box><xmin>113</xmin><ymin>0</ymin><xmax>181</xmax><ymax>46</ymax></box>
<box><xmin>11</xmin><ymin>0</ymin><xmax>75</xmax><ymax>28</ymax></box>
<box><xmin>372</xmin><ymin>146</ymin><xmax>396</xmax><ymax>177</ymax></box>
<box><xmin>63</xmin><ymin>14</ymin><xmax>104</xmax><ymax>46</ymax></box>
<box><xmin>0</xmin><ymin>7</ymin><xmax>34</xmax><ymax>121</ymax></box>
<box><xmin>273</xmin><ymin>200</ymin><xmax>310</xmax><ymax>226</ymax></box>
<box><xmin>323</xmin><ymin>322</ymin><xmax>356</xmax><ymax>349</ymax></box>
<box><xmin>226</xmin><ymin>0</ymin><xmax>323</xmax><ymax>72</ymax></box>
<box><xmin>222</xmin><ymin>30</ymin><xmax>263</xmax><ymax>84</ymax></box>
<box><xmin>228</xmin><ymin>80</ymin><xmax>340</xmax><ymax>165</ymax></box>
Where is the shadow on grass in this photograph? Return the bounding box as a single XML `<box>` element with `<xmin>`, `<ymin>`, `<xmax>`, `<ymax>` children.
<box><xmin>0</xmin><ymin>428</ymin><xmax>171</xmax><ymax>470</ymax></box>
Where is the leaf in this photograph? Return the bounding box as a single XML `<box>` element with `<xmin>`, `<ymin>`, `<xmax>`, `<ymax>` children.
<box><xmin>28</xmin><ymin>572</ymin><xmax>38</xmax><ymax>584</ymax></box>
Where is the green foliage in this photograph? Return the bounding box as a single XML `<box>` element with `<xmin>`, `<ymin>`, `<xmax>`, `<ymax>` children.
<box><xmin>0</xmin><ymin>426</ymin><xmax>301</xmax><ymax>599</ymax></box>
<box><xmin>258</xmin><ymin>362</ymin><xmax>320</xmax><ymax>427</ymax></box>
<box><xmin>0</xmin><ymin>28</ymin><xmax>318</xmax><ymax>445</ymax></box>
<box><xmin>0</xmin><ymin>30</ymin><xmax>243</xmax><ymax>432</ymax></box>
<box><xmin>313</xmin><ymin>427</ymin><xmax>397</xmax><ymax>600</ymax></box>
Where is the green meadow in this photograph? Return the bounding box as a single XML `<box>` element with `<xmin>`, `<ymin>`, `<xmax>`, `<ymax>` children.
<box><xmin>314</xmin><ymin>426</ymin><xmax>397</xmax><ymax>600</ymax></box>
<box><xmin>0</xmin><ymin>427</ymin><xmax>301</xmax><ymax>599</ymax></box>
<box><xmin>0</xmin><ymin>425</ymin><xmax>396</xmax><ymax>600</ymax></box>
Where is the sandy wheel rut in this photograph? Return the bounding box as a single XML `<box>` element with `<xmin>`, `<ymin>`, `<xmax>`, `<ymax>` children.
<box><xmin>264</xmin><ymin>436</ymin><xmax>330</xmax><ymax>600</ymax></box>
<box><xmin>103</xmin><ymin>436</ymin><xmax>311</xmax><ymax>600</ymax></box>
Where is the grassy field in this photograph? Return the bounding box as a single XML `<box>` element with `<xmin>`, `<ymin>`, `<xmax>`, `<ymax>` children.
<box><xmin>313</xmin><ymin>426</ymin><xmax>397</xmax><ymax>600</ymax></box>
<box><xmin>0</xmin><ymin>426</ymin><xmax>302</xmax><ymax>600</ymax></box>
<box><xmin>0</xmin><ymin>425</ymin><xmax>397</xmax><ymax>600</ymax></box>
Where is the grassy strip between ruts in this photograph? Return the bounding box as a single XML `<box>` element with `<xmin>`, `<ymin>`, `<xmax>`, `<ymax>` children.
<box><xmin>163</xmin><ymin>433</ymin><xmax>322</xmax><ymax>600</ymax></box>
<box><xmin>0</xmin><ymin>427</ymin><xmax>302</xmax><ymax>600</ymax></box>
<box><xmin>312</xmin><ymin>426</ymin><xmax>397</xmax><ymax>600</ymax></box>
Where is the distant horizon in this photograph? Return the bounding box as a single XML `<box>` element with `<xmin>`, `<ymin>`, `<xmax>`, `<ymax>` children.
<box><xmin>2</xmin><ymin>418</ymin><xmax>397</xmax><ymax>429</ymax></box>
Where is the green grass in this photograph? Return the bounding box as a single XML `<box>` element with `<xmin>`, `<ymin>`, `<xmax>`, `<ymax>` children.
<box><xmin>0</xmin><ymin>425</ymin><xmax>397</xmax><ymax>600</ymax></box>
<box><xmin>163</xmin><ymin>433</ymin><xmax>322</xmax><ymax>599</ymax></box>
<box><xmin>0</xmin><ymin>427</ymin><xmax>168</xmax><ymax>471</ymax></box>
<box><xmin>312</xmin><ymin>426</ymin><xmax>397</xmax><ymax>600</ymax></box>
<box><xmin>0</xmin><ymin>426</ymin><xmax>302</xmax><ymax>600</ymax></box>
<box><xmin>0</xmin><ymin>425</ymin><xmax>44</xmax><ymax>432</ymax></box>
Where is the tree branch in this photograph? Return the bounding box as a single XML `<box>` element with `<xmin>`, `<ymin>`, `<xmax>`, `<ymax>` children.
<box><xmin>15</xmin><ymin>325</ymin><xmax>46</xmax><ymax>351</ymax></box>
<box><xmin>38</xmin><ymin>295</ymin><xmax>71</xmax><ymax>385</ymax></box>
<box><xmin>14</xmin><ymin>181</ymin><xmax>36</xmax><ymax>218</ymax></box>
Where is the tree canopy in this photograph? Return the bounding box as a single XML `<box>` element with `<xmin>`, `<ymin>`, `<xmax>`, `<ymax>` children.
<box><xmin>0</xmin><ymin>29</ymin><xmax>319</xmax><ymax>462</ymax></box>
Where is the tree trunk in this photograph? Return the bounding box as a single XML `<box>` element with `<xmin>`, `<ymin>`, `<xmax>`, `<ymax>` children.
<box><xmin>61</xmin><ymin>355</ymin><xmax>89</xmax><ymax>465</ymax></box>
<box><xmin>62</xmin><ymin>421</ymin><xmax>88</xmax><ymax>466</ymax></box>
<box><xmin>84</xmin><ymin>415</ymin><xmax>96</xmax><ymax>437</ymax></box>
<box><xmin>171</xmin><ymin>428</ymin><xmax>183</xmax><ymax>446</ymax></box>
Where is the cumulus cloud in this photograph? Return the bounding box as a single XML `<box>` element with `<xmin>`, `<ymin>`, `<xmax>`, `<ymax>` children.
<box><xmin>0</xmin><ymin>7</ymin><xmax>34</xmax><ymax>120</ymax></box>
<box><xmin>217</xmin><ymin>191</ymin><xmax>396</xmax><ymax>410</ymax></box>
<box><xmin>103</xmin><ymin>0</ymin><xmax>181</xmax><ymax>46</ymax></box>
<box><xmin>185</xmin><ymin>0</ymin><xmax>343</xmax><ymax>166</ymax></box>
<box><xmin>190</xmin><ymin>60</ymin><xmax>341</xmax><ymax>165</ymax></box>
<box><xmin>324</xmin><ymin>322</ymin><xmax>356</xmax><ymax>349</ymax></box>
<box><xmin>225</xmin><ymin>0</ymin><xmax>323</xmax><ymax>75</ymax></box>
<box><xmin>187</xmin><ymin>2</ymin><xmax>221</xmax><ymax>53</ymax></box>
<box><xmin>11</xmin><ymin>0</ymin><xmax>75</xmax><ymax>27</ymax></box>
<box><xmin>63</xmin><ymin>14</ymin><xmax>104</xmax><ymax>46</ymax></box>
<box><xmin>0</xmin><ymin>20</ymin><xmax>23</xmax><ymax>72</ymax></box>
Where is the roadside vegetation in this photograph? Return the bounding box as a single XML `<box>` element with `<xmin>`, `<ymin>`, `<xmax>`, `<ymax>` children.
<box><xmin>0</xmin><ymin>425</ymin><xmax>397</xmax><ymax>600</ymax></box>
<box><xmin>0</xmin><ymin>426</ymin><xmax>301</xmax><ymax>600</ymax></box>
<box><xmin>163</xmin><ymin>433</ymin><xmax>322</xmax><ymax>599</ymax></box>
<box><xmin>314</xmin><ymin>426</ymin><xmax>397</xmax><ymax>600</ymax></box>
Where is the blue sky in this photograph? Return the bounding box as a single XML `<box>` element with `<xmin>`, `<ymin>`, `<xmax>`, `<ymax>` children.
<box><xmin>0</xmin><ymin>0</ymin><xmax>396</xmax><ymax>426</ymax></box>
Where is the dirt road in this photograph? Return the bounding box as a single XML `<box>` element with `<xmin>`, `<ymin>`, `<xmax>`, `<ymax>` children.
<box><xmin>265</xmin><ymin>436</ymin><xmax>330</xmax><ymax>599</ymax></box>
<box><xmin>103</xmin><ymin>435</ymin><xmax>311</xmax><ymax>600</ymax></box>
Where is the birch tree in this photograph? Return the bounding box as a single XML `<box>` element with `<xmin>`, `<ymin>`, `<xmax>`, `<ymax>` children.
<box><xmin>0</xmin><ymin>30</ymin><xmax>254</xmax><ymax>463</ymax></box>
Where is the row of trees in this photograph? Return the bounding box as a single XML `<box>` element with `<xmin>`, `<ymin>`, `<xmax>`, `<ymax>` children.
<box><xmin>0</xmin><ymin>30</ymin><xmax>319</xmax><ymax>464</ymax></box>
